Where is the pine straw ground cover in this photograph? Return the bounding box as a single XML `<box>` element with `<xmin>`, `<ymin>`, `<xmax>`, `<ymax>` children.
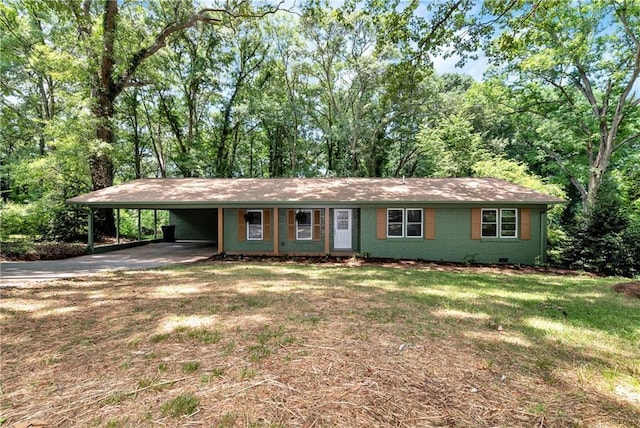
<box><xmin>1</xmin><ymin>260</ymin><xmax>639</xmax><ymax>427</ymax></box>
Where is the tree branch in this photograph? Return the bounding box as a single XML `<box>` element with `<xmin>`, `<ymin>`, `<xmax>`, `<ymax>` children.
<box><xmin>546</xmin><ymin>148</ymin><xmax>587</xmax><ymax>202</ymax></box>
<box><xmin>614</xmin><ymin>132</ymin><xmax>640</xmax><ymax>152</ymax></box>
<box><xmin>114</xmin><ymin>2</ymin><xmax>283</xmax><ymax>99</ymax></box>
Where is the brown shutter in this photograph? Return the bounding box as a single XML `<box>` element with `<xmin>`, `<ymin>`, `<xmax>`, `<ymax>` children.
<box><xmin>520</xmin><ymin>208</ymin><xmax>531</xmax><ymax>240</ymax></box>
<box><xmin>287</xmin><ymin>209</ymin><xmax>295</xmax><ymax>241</ymax></box>
<box><xmin>237</xmin><ymin>209</ymin><xmax>246</xmax><ymax>241</ymax></box>
<box><xmin>471</xmin><ymin>208</ymin><xmax>481</xmax><ymax>240</ymax></box>
<box><xmin>313</xmin><ymin>209</ymin><xmax>321</xmax><ymax>241</ymax></box>
<box><xmin>264</xmin><ymin>209</ymin><xmax>272</xmax><ymax>241</ymax></box>
<box><xmin>376</xmin><ymin>208</ymin><xmax>386</xmax><ymax>240</ymax></box>
<box><xmin>424</xmin><ymin>208</ymin><xmax>435</xmax><ymax>240</ymax></box>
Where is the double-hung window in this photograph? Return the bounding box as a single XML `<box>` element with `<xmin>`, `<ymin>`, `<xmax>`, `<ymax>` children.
<box><xmin>246</xmin><ymin>210</ymin><xmax>263</xmax><ymax>240</ymax></box>
<box><xmin>296</xmin><ymin>210</ymin><xmax>312</xmax><ymax>240</ymax></box>
<box><xmin>481</xmin><ymin>208</ymin><xmax>518</xmax><ymax>238</ymax></box>
<box><xmin>387</xmin><ymin>208</ymin><xmax>423</xmax><ymax>238</ymax></box>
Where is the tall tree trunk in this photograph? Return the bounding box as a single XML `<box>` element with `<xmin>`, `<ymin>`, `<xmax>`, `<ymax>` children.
<box><xmin>91</xmin><ymin>91</ymin><xmax>117</xmax><ymax>236</ymax></box>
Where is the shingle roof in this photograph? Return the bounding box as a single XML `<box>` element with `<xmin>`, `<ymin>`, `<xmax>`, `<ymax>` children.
<box><xmin>66</xmin><ymin>177</ymin><xmax>566</xmax><ymax>208</ymax></box>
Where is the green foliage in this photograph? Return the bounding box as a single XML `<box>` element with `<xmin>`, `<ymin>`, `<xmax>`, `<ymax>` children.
<box><xmin>1</xmin><ymin>202</ymin><xmax>37</xmax><ymax>239</ymax></box>
<box><xmin>0</xmin><ymin>199</ymin><xmax>85</xmax><ymax>242</ymax></box>
<box><xmin>564</xmin><ymin>180</ymin><xmax>640</xmax><ymax>278</ymax></box>
<box><xmin>418</xmin><ymin>114</ymin><xmax>485</xmax><ymax>177</ymax></box>
<box><xmin>483</xmin><ymin>0</ymin><xmax>640</xmax><ymax>212</ymax></box>
<box><xmin>0</xmin><ymin>241</ymin><xmax>87</xmax><ymax>260</ymax></box>
<box><xmin>116</xmin><ymin>209</ymin><xmax>166</xmax><ymax>239</ymax></box>
<box><xmin>472</xmin><ymin>156</ymin><xmax>565</xmax><ymax>198</ymax></box>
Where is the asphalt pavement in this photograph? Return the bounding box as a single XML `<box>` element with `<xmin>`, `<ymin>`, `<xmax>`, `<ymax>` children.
<box><xmin>0</xmin><ymin>242</ymin><xmax>217</xmax><ymax>288</ymax></box>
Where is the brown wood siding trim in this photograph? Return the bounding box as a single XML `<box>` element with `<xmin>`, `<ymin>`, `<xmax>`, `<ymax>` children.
<box><xmin>237</xmin><ymin>209</ymin><xmax>246</xmax><ymax>241</ymax></box>
<box><xmin>313</xmin><ymin>209</ymin><xmax>321</xmax><ymax>241</ymax></box>
<box><xmin>520</xmin><ymin>208</ymin><xmax>531</xmax><ymax>240</ymax></box>
<box><xmin>287</xmin><ymin>209</ymin><xmax>295</xmax><ymax>241</ymax></box>
<box><xmin>471</xmin><ymin>208</ymin><xmax>481</xmax><ymax>240</ymax></box>
<box><xmin>263</xmin><ymin>209</ymin><xmax>272</xmax><ymax>241</ymax></box>
<box><xmin>424</xmin><ymin>208</ymin><xmax>435</xmax><ymax>240</ymax></box>
<box><xmin>376</xmin><ymin>208</ymin><xmax>386</xmax><ymax>240</ymax></box>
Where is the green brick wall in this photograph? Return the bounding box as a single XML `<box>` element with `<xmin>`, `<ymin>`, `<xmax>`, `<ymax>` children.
<box><xmin>181</xmin><ymin>205</ymin><xmax>548</xmax><ymax>264</ymax></box>
<box><xmin>359</xmin><ymin>205</ymin><xmax>546</xmax><ymax>265</ymax></box>
<box><xmin>169</xmin><ymin>209</ymin><xmax>217</xmax><ymax>241</ymax></box>
<box><xmin>223</xmin><ymin>208</ymin><xmax>274</xmax><ymax>253</ymax></box>
<box><xmin>277</xmin><ymin>208</ymin><xmax>325</xmax><ymax>254</ymax></box>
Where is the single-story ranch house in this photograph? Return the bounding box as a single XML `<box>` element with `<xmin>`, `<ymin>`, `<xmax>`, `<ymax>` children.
<box><xmin>67</xmin><ymin>177</ymin><xmax>566</xmax><ymax>265</ymax></box>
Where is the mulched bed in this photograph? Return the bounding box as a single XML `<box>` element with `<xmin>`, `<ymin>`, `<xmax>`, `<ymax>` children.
<box><xmin>613</xmin><ymin>281</ymin><xmax>640</xmax><ymax>298</ymax></box>
<box><xmin>208</xmin><ymin>253</ymin><xmax>591</xmax><ymax>276</ymax></box>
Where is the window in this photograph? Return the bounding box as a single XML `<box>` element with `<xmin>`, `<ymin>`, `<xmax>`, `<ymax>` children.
<box><xmin>481</xmin><ymin>208</ymin><xmax>518</xmax><ymax>238</ymax></box>
<box><xmin>406</xmin><ymin>209</ymin><xmax>423</xmax><ymax>237</ymax></box>
<box><xmin>387</xmin><ymin>208</ymin><xmax>423</xmax><ymax>238</ymax></box>
<box><xmin>296</xmin><ymin>210</ymin><xmax>312</xmax><ymax>240</ymax></box>
<box><xmin>500</xmin><ymin>209</ymin><xmax>517</xmax><ymax>237</ymax></box>
<box><xmin>246</xmin><ymin>210</ymin><xmax>263</xmax><ymax>240</ymax></box>
<box><xmin>387</xmin><ymin>209</ymin><xmax>404</xmax><ymax>237</ymax></box>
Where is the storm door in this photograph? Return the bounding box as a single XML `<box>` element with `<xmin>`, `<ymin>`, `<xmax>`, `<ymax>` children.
<box><xmin>333</xmin><ymin>209</ymin><xmax>352</xmax><ymax>249</ymax></box>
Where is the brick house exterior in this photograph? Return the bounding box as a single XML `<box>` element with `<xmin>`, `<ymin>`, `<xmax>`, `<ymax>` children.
<box><xmin>67</xmin><ymin>177</ymin><xmax>565</xmax><ymax>265</ymax></box>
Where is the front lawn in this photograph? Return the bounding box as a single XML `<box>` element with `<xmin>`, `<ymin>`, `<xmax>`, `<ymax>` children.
<box><xmin>1</xmin><ymin>261</ymin><xmax>639</xmax><ymax>427</ymax></box>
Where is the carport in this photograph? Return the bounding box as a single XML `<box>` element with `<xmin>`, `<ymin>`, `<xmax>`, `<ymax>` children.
<box><xmin>66</xmin><ymin>181</ymin><xmax>221</xmax><ymax>253</ymax></box>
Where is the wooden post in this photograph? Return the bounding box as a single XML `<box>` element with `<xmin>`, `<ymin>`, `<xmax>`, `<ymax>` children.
<box><xmin>88</xmin><ymin>207</ymin><xmax>95</xmax><ymax>253</ymax></box>
<box><xmin>217</xmin><ymin>208</ymin><xmax>224</xmax><ymax>253</ymax></box>
<box><xmin>137</xmin><ymin>209</ymin><xmax>142</xmax><ymax>241</ymax></box>
<box><xmin>154</xmin><ymin>210</ymin><xmax>158</xmax><ymax>239</ymax></box>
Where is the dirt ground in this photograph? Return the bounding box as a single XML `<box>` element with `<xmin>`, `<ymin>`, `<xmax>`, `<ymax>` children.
<box><xmin>613</xmin><ymin>281</ymin><xmax>640</xmax><ymax>299</ymax></box>
<box><xmin>1</xmin><ymin>260</ymin><xmax>638</xmax><ymax>427</ymax></box>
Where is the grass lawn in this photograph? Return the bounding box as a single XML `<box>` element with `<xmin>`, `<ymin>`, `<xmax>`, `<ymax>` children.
<box><xmin>1</xmin><ymin>260</ymin><xmax>639</xmax><ymax>427</ymax></box>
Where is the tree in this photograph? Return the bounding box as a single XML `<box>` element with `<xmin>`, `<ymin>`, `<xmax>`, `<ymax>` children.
<box><xmin>484</xmin><ymin>0</ymin><xmax>640</xmax><ymax>212</ymax></box>
<box><xmin>60</xmin><ymin>0</ymin><xmax>280</xmax><ymax>235</ymax></box>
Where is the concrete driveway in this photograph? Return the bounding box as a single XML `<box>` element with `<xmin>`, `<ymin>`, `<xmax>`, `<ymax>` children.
<box><xmin>0</xmin><ymin>242</ymin><xmax>216</xmax><ymax>288</ymax></box>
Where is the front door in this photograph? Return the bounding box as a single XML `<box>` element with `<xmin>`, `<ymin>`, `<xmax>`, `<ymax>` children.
<box><xmin>334</xmin><ymin>209</ymin><xmax>352</xmax><ymax>249</ymax></box>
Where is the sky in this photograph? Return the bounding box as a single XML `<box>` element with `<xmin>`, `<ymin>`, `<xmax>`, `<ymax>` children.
<box><xmin>432</xmin><ymin>51</ymin><xmax>489</xmax><ymax>81</ymax></box>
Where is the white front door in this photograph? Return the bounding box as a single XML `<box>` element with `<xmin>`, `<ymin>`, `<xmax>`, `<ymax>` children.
<box><xmin>334</xmin><ymin>209</ymin><xmax>352</xmax><ymax>249</ymax></box>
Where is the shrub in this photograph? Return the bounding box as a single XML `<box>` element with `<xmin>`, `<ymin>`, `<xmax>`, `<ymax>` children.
<box><xmin>564</xmin><ymin>181</ymin><xmax>640</xmax><ymax>278</ymax></box>
<box><xmin>0</xmin><ymin>199</ymin><xmax>86</xmax><ymax>242</ymax></box>
<box><xmin>0</xmin><ymin>241</ymin><xmax>87</xmax><ymax>261</ymax></box>
<box><xmin>0</xmin><ymin>202</ymin><xmax>40</xmax><ymax>240</ymax></box>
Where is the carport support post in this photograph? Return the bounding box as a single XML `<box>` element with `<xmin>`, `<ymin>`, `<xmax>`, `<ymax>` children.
<box><xmin>88</xmin><ymin>207</ymin><xmax>95</xmax><ymax>253</ymax></box>
<box><xmin>116</xmin><ymin>209</ymin><xmax>120</xmax><ymax>244</ymax></box>
<box><xmin>217</xmin><ymin>208</ymin><xmax>224</xmax><ymax>253</ymax></box>
<box><xmin>154</xmin><ymin>210</ymin><xmax>158</xmax><ymax>239</ymax></box>
<box><xmin>137</xmin><ymin>209</ymin><xmax>142</xmax><ymax>241</ymax></box>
